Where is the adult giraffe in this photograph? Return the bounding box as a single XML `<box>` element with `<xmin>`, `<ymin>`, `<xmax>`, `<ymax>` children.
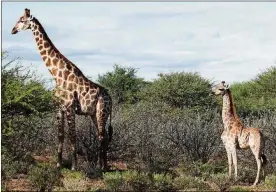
<box><xmin>211</xmin><ymin>81</ymin><xmax>266</xmax><ymax>186</ymax></box>
<box><xmin>11</xmin><ymin>8</ymin><xmax>113</xmax><ymax>171</ymax></box>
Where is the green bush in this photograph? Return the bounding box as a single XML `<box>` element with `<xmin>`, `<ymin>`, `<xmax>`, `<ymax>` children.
<box><xmin>1</xmin><ymin>52</ymin><xmax>55</xmax><ymax>184</ymax></box>
<box><xmin>173</xmin><ymin>174</ymin><xmax>209</xmax><ymax>191</ymax></box>
<box><xmin>1</xmin><ymin>149</ymin><xmax>34</xmax><ymax>180</ymax></box>
<box><xmin>231</xmin><ymin>66</ymin><xmax>276</xmax><ymax>114</ymax></box>
<box><xmin>208</xmin><ymin>173</ymin><xmax>230</xmax><ymax>191</ymax></box>
<box><xmin>121</xmin><ymin>170</ymin><xmax>151</xmax><ymax>192</ymax></box>
<box><xmin>153</xmin><ymin>173</ymin><xmax>174</xmax><ymax>191</ymax></box>
<box><xmin>97</xmin><ymin>64</ymin><xmax>146</xmax><ymax>104</ymax></box>
<box><xmin>103</xmin><ymin>170</ymin><xmax>152</xmax><ymax>192</ymax></box>
<box><xmin>229</xmin><ymin>186</ymin><xmax>251</xmax><ymax>192</ymax></box>
<box><xmin>61</xmin><ymin>169</ymin><xmax>85</xmax><ymax>179</ymax></box>
<box><xmin>142</xmin><ymin>72</ymin><xmax>216</xmax><ymax>110</ymax></box>
<box><xmin>237</xmin><ymin>165</ymin><xmax>258</xmax><ymax>184</ymax></box>
<box><xmin>56</xmin><ymin>169</ymin><xmax>88</xmax><ymax>191</ymax></box>
<box><xmin>264</xmin><ymin>174</ymin><xmax>276</xmax><ymax>190</ymax></box>
<box><xmin>199</xmin><ymin>162</ymin><xmax>226</xmax><ymax>178</ymax></box>
<box><xmin>28</xmin><ymin>163</ymin><xmax>61</xmax><ymax>191</ymax></box>
<box><xmin>103</xmin><ymin>171</ymin><xmax>124</xmax><ymax>191</ymax></box>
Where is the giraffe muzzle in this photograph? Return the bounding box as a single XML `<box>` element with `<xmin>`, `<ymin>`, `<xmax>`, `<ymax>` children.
<box><xmin>11</xmin><ymin>27</ymin><xmax>18</xmax><ymax>34</ymax></box>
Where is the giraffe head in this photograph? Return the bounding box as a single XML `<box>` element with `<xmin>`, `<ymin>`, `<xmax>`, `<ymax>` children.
<box><xmin>11</xmin><ymin>8</ymin><xmax>34</xmax><ymax>34</ymax></box>
<box><xmin>211</xmin><ymin>81</ymin><xmax>230</xmax><ymax>96</ymax></box>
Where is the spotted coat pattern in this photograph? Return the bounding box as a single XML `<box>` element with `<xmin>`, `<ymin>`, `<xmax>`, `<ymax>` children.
<box><xmin>212</xmin><ymin>81</ymin><xmax>266</xmax><ymax>186</ymax></box>
<box><xmin>11</xmin><ymin>9</ymin><xmax>113</xmax><ymax>171</ymax></box>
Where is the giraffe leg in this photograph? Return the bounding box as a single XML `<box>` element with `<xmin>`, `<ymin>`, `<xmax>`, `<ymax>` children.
<box><xmin>91</xmin><ymin>114</ymin><xmax>108</xmax><ymax>171</ymax></box>
<box><xmin>230</xmin><ymin>146</ymin><xmax>238</xmax><ymax>181</ymax></box>
<box><xmin>66</xmin><ymin>107</ymin><xmax>77</xmax><ymax>170</ymax></box>
<box><xmin>91</xmin><ymin>115</ymin><xmax>100</xmax><ymax>168</ymax></box>
<box><xmin>100</xmin><ymin>133</ymin><xmax>109</xmax><ymax>172</ymax></box>
<box><xmin>96</xmin><ymin>97</ymin><xmax>105</xmax><ymax>141</ymax></box>
<box><xmin>225</xmin><ymin>146</ymin><xmax>233</xmax><ymax>179</ymax></box>
<box><xmin>250</xmin><ymin>145</ymin><xmax>262</xmax><ymax>186</ymax></box>
<box><xmin>221</xmin><ymin>133</ymin><xmax>232</xmax><ymax>179</ymax></box>
<box><xmin>96</xmin><ymin>97</ymin><xmax>109</xmax><ymax>171</ymax></box>
<box><xmin>57</xmin><ymin>109</ymin><xmax>65</xmax><ymax>168</ymax></box>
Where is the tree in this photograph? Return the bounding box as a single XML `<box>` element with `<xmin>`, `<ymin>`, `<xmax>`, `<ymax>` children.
<box><xmin>141</xmin><ymin>72</ymin><xmax>216</xmax><ymax>110</ymax></box>
<box><xmin>1</xmin><ymin>53</ymin><xmax>54</xmax><ymax>120</ymax></box>
<box><xmin>1</xmin><ymin>52</ymin><xmax>55</xmax><ymax>178</ymax></box>
<box><xmin>231</xmin><ymin>66</ymin><xmax>276</xmax><ymax>114</ymax></box>
<box><xmin>255</xmin><ymin>66</ymin><xmax>276</xmax><ymax>102</ymax></box>
<box><xmin>97</xmin><ymin>64</ymin><xmax>146</xmax><ymax>105</ymax></box>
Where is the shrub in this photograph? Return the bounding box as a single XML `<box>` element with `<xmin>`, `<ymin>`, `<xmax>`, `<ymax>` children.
<box><xmin>237</xmin><ymin>165</ymin><xmax>259</xmax><ymax>184</ymax></box>
<box><xmin>199</xmin><ymin>162</ymin><xmax>226</xmax><ymax>179</ymax></box>
<box><xmin>121</xmin><ymin>170</ymin><xmax>151</xmax><ymax>192</ymax></box>
<box><xmin>97</xmin><ymin>64</ymin><xmax>146</xmax><ymax>104</ymax></box>
<box><xmin>229</xmin><ymin>186</ymin><xmax>251</xmax><ymax>192</ymax></box>
<box><xmin>103</xmin><ymin>170</ymin><xmax>152</xmax><ymax>192</ymax></box>
<box><xmin>153</xmin><ymin>173</ymin><xmax>174</xmax><ymax>191</ymax></box>
<box><xmin>1</xmin><ymin>52</ymin><xmax>55</xmax><ymax>184</ymax></box>
<box><xmin>61</xmin><ymin>169</ymin><xmax>85</xmax><ymax>179</ymax></box>
<box><xmin>1</xmin><ymin>149</ymin><xmax>35</xmax><ymax>180</ymax></box>
<box><xmin>59</xmin><ymin>178</ymin><xmax>88</xmax><ymax>191</ymax></box>
<box><xmin>55</xmin><ymin>169</ymin><xmax>88</xmax><ymax>191</ymax></box>
<box><xmin>264</xmin><ymin>174</ymin><xmax>276</xmax><ymax>190</ymax></box>
<box><xmin>103</xmin><ymin>171</ymin><xmax>124</xmax><ymax>192</ymax></box>
<box><xmin>173</xmin><ymin>174</ymin><xmax>209</xmax><ymax>191</ymax></box>
<box><xmin>141</xmin><ymin>72</ymin><xmax>216</xmax><ymax>110</ymax></box>
<box><xmin>28</xmin><ymin>163</ymin><xmax>61</xmax><ymax>191</ymax></box>
<box><xmin>208</xmin><ymin>173</ymin><xmax>230</xmax><ymax>191</ymax></box>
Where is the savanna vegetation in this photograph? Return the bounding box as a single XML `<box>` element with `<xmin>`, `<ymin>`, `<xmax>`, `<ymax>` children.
<box><xmin>2</xmin><ymin>51</ymin><xmax>276</xmax><ymax>191</ymax></box>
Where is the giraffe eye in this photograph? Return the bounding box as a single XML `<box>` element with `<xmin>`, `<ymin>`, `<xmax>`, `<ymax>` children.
<box><xmin>219</xmin><ymin>88</ymin><xmax>224</xmax><ymax>91</ymax></box>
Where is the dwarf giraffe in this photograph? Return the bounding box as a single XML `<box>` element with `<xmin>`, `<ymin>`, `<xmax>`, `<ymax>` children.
<box><xmin>211</xmin><ymin>81</ymin><xmax>267</xmax><ymax>186</ymax></box>
<box><xmin>11</xmin><ymin>8</ymin><xmax>113</xmax><ymax>171</ymax></box>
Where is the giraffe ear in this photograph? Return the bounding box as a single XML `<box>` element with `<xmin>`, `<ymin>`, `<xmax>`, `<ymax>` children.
<box><xmin>24</xmin><ymin>8</ymin><xmax>30</xmax><ymax>18</ymax></box>
<box><xmin>225</xmin><ymin>84</ymin><xmax>230</xmax><ymax>89</ymax></box>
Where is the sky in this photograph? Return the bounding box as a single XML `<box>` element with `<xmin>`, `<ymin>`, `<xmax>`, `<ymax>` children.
<box><xmin>2</xmin><ymin>2</ymin><xmax>276</xmax><ymax>87</ymax></box>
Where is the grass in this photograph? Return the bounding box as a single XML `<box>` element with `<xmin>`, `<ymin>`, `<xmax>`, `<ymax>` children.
<box><xmin>4</xmin><ymin>156</ymin><xmax>276</xmax><ymax>192</ymax></box>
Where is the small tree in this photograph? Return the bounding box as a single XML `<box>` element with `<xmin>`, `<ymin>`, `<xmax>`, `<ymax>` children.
<box><xmin>141</xmin><ymin>72</ymin><xmax>216</xmax><ymax>110</ymax></box>
<box><xmin>1</xmin><ymin>52</ymin><xmax>55</xmax><ymax>180</ymax></box>
<box><xmin>97</xmin><ymin>64</ymin><xmax>146</xmax><ymax>104</ymax></box>
<box><xmin>231</xmin><ymin>66</ymin><xmax>276</xmax><ymax>115</ymax></box>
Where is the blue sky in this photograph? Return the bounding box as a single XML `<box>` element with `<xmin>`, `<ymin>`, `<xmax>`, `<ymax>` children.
<box><xmin>2</xmin><ymin>2</ymin><xmax>276</xmax><ymax>87</ymax></box>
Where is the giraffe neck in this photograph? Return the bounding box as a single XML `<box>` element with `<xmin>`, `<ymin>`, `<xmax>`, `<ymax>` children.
<box><xmin>30</xmin><ymin>17</ymin><xmax>96</xmax><ymax>96</ymax></box>
<box><xmin>30</xmin><ymin>17</ymin><xmax>82</xmax><ymax>85</ymax></box>
<box><xmin>222</xmin><ymin>90</ymin><xmax>243</xmax><ymax>130</ymax></box>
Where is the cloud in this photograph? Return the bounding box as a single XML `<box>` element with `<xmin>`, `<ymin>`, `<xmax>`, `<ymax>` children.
<box><xmin>2</xmin><ymin>2</ymin><xmax>276</xmax><ymax>86</ymax></box>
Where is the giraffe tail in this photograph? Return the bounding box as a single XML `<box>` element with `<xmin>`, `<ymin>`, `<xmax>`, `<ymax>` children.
<box><xmin>261</xmin><ymin>154</ymin><xmax>267</xmax><ymax>166</ymax></box>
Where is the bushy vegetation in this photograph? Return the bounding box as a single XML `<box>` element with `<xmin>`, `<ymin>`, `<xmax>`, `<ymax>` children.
<box><xmin>103</xmin><ymin>170</ymin><xmax>173</xmax><ymax>191</ymax></box>
<box><xmin>141</xmin><ymin>72</ymin><xmax>217</xmax><ymax>110</ymax></box>
<box><xmin>2</xmin><ymin>52</ymin><xmax>276</xmax><ymax>191</ymax></box>
<box><xmin>28</xmin><ymin>163</ymin><xmax>61</xmax><ymax>191</ymax></box>
<box><xmin>98</xmin><ymin>64</ymin><xmax>146</xmax><ymax>104</ymax></box>
<box><xmin>1</xmin><ymin>52</ymin><xmax>55</xmax><ymax>185</ymax></box>
<box><xmin>264</xmin><ymin>174</ymin><xmax>276</xmax><ymax>190</ymax></box>
<box><xmin>231</xmin><ymin>66</ymin><xmax>276</xmax><ymax>114</ymax></box>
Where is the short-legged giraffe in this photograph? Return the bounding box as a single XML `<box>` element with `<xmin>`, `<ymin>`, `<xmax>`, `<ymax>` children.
<box><xmin>11</xmin><ymin>8</ymin><xmax>113</xmax><ymax>171</ymax></box>
<box><xmin>211</xmin><ymin>81</ymin><xmax>267</xmax><ymax>186</ymax></box>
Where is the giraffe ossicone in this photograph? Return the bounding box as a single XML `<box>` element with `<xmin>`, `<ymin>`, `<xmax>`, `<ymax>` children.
<box><xmin>211</xmin><ymin>81</ymin><xmax>267</xmax><ymax>186</ymax></box>
<box><xmin>11</xmin><ymin>8</ymin><xmax>113</xmax><ymax>171</ymax></box>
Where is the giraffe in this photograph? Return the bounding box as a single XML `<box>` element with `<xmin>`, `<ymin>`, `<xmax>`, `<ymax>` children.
<box><xmin>211</xmin><ymin>81</ymin><xmax>267</xmax><ymax>186</ymax></box>
<box><xmin>11</xmin><ymin>8</ymin><xmax>113</xmax><ymax>171</ymax></box>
